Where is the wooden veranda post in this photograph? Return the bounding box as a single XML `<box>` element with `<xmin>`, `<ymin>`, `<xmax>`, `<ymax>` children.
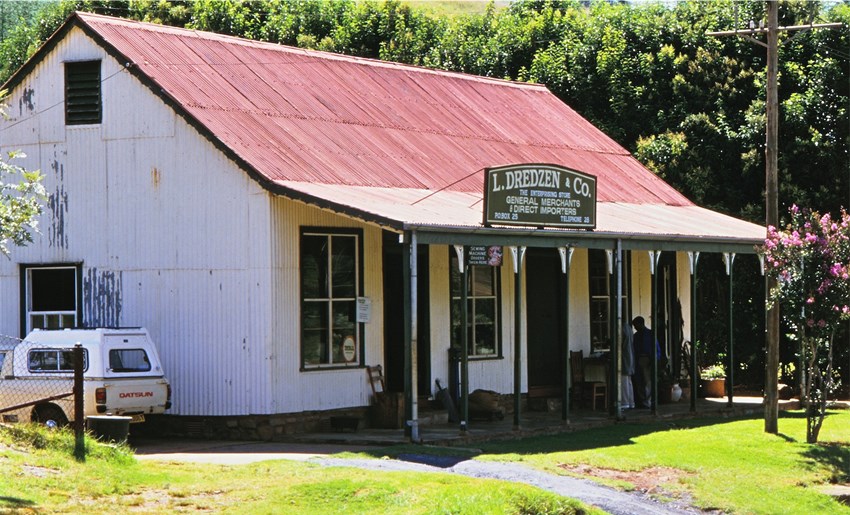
<box><xmin>649</xmin><ymin>250</ymin><xmax>660</xmax><ymax>415</ymax></box>
<box><xmin>613</xmin><ymin>242</ymin><xmax>623</xmax><ymax>418</ymax></box>
<box><xmin>453</xmin><ymin>245</ymin><xmax>469</xmax><ymax>434</ymax></box>
<box><xmin>510</xmin><ymin>246</ymin><xmax>526</xmax><ymax>430</ymax></box>
<box><xmin>559</xmin><ymin>246</ymin><xmax>574</xmax><ymax>423</ymax></box>
<box><xmin>689</xmin><ymin>252</ymin><xmax>700</xmax><ymax>412</ymax></box>
<box><xmin>725</xmin><ymin>253</ymin><xmax>736</xmax><ymax>407</ymax></box>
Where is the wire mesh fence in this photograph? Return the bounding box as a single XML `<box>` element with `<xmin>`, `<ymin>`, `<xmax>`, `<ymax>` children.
<box><xmin>0</xmin><ymin>334</ymin><xmax>76</xmax><ymax>425</ymax></box>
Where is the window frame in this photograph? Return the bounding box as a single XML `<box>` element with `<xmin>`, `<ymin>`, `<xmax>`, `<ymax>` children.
<box><xmin>65</xmin><ymin>60</ymin><xmax>102</xmax><ymax>125</ymax></box>
<box><xmin>449</xmin><ymin>251</ymin><xmax>502</xmax><ymax>359</ymax></box>
<box><xmin>108</xmin><ymin>348</ymin><xmax>152</xmax><ymax>373</ymax></box>
<box><xmin>27</xmin><ymin>348</ymin><xmax>88</xmax><ymax>373</ymax></box>
<box><xmin>20</xmin><ymin>264</ymin><xmax>83</xmax><ymax>337</ymax></box>
<box><xmin>588</xmin><ymin>249</ymin><xmax>629</xmax><ymax>353</ymax></box>
<box><xmin>299</xmin><ymin>227</ymin><xmax>364</xmax><ymax>371</ymax></box>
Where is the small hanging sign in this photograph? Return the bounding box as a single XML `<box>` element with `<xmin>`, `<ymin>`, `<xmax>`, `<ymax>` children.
<box><xmin>356</xmin><ymin>297</ymin><xmax>371</xmax><ymax>323</ymax></box>
<box><xmin>468</xmin><ymin>245</ymin><xmax>503</xmax><ymax>266</ymax></box>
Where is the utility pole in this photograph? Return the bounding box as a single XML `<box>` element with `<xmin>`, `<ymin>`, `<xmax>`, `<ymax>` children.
<box><xmin>708</xmin><ymin>1</ymin><xmax>841</xmax><ymax>434</ymax></box>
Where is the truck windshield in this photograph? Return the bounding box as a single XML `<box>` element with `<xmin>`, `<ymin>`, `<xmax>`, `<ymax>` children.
<box><xmin>109</xmin><ymin>349</ymin><xmax>151</xmax><ymax>372</ymax></box>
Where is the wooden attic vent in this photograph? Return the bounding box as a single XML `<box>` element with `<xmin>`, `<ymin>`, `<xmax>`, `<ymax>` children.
<box><xmin>65</xmin><ymin>60</ymin><xmax>101</xmax><ymax>125</ymax></box>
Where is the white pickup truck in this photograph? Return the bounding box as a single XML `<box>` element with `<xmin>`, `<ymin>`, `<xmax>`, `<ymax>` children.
<box><xmin>0</xmin><ymin>328</ymin><xmax>171</xmax><ymax>426</ymax></box>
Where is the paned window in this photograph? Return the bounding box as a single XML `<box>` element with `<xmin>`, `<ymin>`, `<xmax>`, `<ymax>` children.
<box><xmin>23</xmin><ymin>265</ymin><xmax>80</xmax><ymax>335</ymax></box>
<box><xmin>450</xmin><ymin>253</ymin><xmax>500</xmax><ymax>357</ymax></box>
<box><xmin>300</xmin><ymin>230</ymin><xmax>362</xmax><ymax>368</ymax></box>
<box><xmin>588</xmin><ymin>249</ymin><xmax>629</xmax><ymax>352</ymax></box>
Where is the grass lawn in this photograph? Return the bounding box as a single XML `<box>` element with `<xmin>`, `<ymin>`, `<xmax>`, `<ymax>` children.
<box><xmin>470</xmin><ymin>410</ymin><xmax>850</xmax><ymax>514</ymax></box>
<box><xmin>0</xmin><ymin>424</ymin><xmax>597</xmax><ymax>514</ymax></box>
<box><xmin>5</xmin><ymin>411</ymin><xmax>849</xmax><ymax>514</ymax></box>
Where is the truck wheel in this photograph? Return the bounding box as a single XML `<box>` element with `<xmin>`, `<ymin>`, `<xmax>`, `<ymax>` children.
<box><xmin>33</xmin><ymin>405</ymin><xmax>68</xmax><ymax>428</ymax></box>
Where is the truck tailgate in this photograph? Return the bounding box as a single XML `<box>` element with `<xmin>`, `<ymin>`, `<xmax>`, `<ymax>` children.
<box><xmin>95</xmin><ymin>378</ymin><xmax>169</xmax><ymax>415</ymax></box>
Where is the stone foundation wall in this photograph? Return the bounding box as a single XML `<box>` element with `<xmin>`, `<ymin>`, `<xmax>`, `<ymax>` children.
<box><xmin>142</xmin><ymin>406</ymin><xmax>370</xmax><ymax>441</ymax></box>
<box><xmin>138</xmin><ymin>393</ymin><xmax>528</xmax><ymax>441</ymax></box>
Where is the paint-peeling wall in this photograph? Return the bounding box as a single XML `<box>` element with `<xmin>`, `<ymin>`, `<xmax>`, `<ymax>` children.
<box><xmin>19</xmin><ymin>86</ymin><xmax>35</xmax><ymax>116</ymax></box>
<box><xmin>47</xmin><ymin>150</ymin><xmax>68</xmax><ymax>249</ymax></box>
<box><xmin>0</xmin><ymin>27</ymin><xmax>276</xmax><ymax>417</ymax></box>
<box><xmin>83</xmin><ymin>268</ymin><xmax>122</xmax><ymax>328</ymax></box>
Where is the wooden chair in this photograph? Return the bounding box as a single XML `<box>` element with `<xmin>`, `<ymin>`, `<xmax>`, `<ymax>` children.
<box><xmin>570</xmin><ymin>350</ymin><xmax>608</xmax><ymax>411</ymax></box>
<box><xmin>366</xmin><ymin>365</ymin><xmax>403</xmax><ymax>429</ymax></box>
<box><xmin>367</xmin><ymin>364</ymin><xmax>386</xmax><ymax>396</ymax></box>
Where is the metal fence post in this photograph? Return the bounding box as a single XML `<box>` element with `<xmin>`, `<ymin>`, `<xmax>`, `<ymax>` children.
<box><xmin>74</xmin><ymin>343</ymin><xmax>84</xmax><ymax>458</ymax></box>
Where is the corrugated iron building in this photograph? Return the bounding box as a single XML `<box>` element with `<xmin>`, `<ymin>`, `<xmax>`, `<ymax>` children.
<box><xmin>0</xmin><ymin>12</ymin><xmax>763</xmax><ymax>435</ymax></box>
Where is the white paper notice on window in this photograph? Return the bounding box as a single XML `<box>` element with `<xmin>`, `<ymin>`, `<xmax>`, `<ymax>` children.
<box><xmin>356</xmin><ymin>297</ymin><xmax>371</xmax><ymax>323</ymax></box>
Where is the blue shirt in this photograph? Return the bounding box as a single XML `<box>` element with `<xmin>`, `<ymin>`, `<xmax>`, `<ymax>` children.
<box><xmin>634</xmin><ymin>328</ymin><xmax>661</xmax><ymax>359</ymax></box>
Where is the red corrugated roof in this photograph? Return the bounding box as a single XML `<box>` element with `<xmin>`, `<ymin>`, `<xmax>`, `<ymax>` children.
<box><xmin>71</xmin><ymin>12</ymin><xmax>692</xmax><ymax>206</ymax></box>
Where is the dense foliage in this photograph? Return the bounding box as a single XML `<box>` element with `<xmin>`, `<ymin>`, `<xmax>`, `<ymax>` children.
<box><xmin>1</xmin><ymin>0</ymin><xmax>848</xmax><ymax>387</ymax></box>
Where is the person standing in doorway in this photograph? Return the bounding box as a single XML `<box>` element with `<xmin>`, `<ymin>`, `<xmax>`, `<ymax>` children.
<box><xmin>621</xmin><ymin>322</ymin><xmax>635</xmax><ymax>409</ymax></box>
<box><xmin>632</xmin><ymin>316</ymin><xmax>660</xmax><ymax>408</ymax></box>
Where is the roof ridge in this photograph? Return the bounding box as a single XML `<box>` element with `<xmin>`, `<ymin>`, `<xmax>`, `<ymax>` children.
<box><xmin>74</xmin><ymin>11</ymin><xmax>548</xmax><ymax>91</ymax></box>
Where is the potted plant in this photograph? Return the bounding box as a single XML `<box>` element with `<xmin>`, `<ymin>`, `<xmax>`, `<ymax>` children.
<box><xmin>700</xmin><ymin>364</ymin><xmax>726</xmax><ymax>398</ymax></box>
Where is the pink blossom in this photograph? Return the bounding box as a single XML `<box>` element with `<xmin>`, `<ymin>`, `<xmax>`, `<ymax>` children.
<box><xmin>818</xmin><ymin>320</ymin><xmax>826</xmax><ymax>328</ymax></box>
<box><xmin>806</xmin><ymin>297</ymin><xmax>815</xmax><ymax>304</ymax></box>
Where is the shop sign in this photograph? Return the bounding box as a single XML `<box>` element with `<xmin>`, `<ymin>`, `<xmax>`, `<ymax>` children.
<box><xmin>483</xmin><ymin>164</ymin><xmax>596</xmax><ymax>229</ymax></box>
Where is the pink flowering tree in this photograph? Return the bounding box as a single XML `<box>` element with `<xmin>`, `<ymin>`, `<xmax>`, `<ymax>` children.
<box><xmin>762</xmin><ymin>205</ymin><xmax>850</xmax><ymax>443</ymax></box>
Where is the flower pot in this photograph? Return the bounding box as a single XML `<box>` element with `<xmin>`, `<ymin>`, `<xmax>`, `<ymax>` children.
<box><xmin>700</xmin><ymin>378</ymin><xmax>726</xmax><ymax>398</ymax></box>
<box><xmin>671</xmin><ymin>383</ymin><xmax>683</xmax><ymax>402</ymax></box>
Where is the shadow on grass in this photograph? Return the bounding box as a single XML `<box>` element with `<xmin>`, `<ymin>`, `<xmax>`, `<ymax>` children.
<box><xmin>789</xmin><ymin>411</ymin><xmax>850</xmax><ymax>483</ymax></box>
<box><xmin>0</xmin><ymin>496</ymin><xmax>35</xmax><ymax>509</ymax></box>
<box><xmin>368</xmin><ymin>411</ymin><xmax>846</xmax><ymax>466</ymax></box>
<box><xmin>367</xmin><ymin>414</ymin><xmax>770</xmax><ymax>461</ymax></box>
<box><xmin>473</xmin><ymin>415</ymin><xmax>764</xmax><ymax>456</ymax></box>
<box><xmin>804</xmin><ymin>443</ymin><xmax>850</xmax><ymax>483</ymax></box>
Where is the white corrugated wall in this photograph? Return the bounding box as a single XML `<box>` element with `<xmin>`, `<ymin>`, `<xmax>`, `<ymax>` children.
<box><xmin>0</xmin><ymin>27</ymin><xmax>277</xmax><ymax>417</ymax></box>
<box><xmin>269</xmin><ymin>197</ymin><xmax>384</xmax><ymax>412</ymax></box>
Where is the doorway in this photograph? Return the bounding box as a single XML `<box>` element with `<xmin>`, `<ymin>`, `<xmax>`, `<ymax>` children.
<box><xmin>525</xmin><ymin>248</ymin><xmax>566</xmax><ymax>395</ymax></box>
<box><xmin>382</xmin><ymin>232</ymin><xmax>430</xmax><ymax>394</ymax></box>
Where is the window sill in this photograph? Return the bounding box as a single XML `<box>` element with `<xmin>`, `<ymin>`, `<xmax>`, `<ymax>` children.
<box><xmin>300</xmin><ymin>364</ymin><xmax>364</xmax><ymax>372</ymax></box>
